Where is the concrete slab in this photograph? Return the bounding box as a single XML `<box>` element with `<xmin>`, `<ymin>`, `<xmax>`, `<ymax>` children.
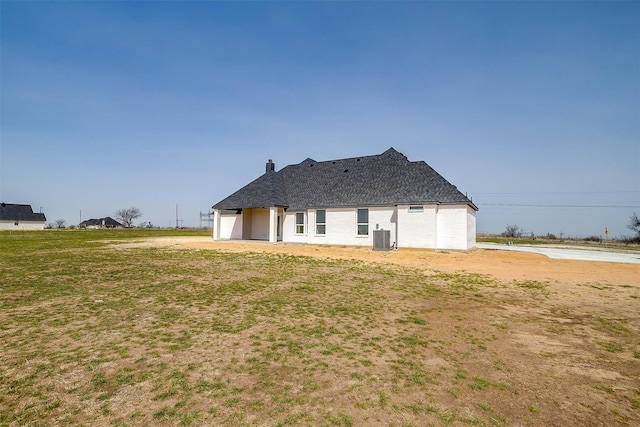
<box><xmin>477</xmin><ymin>243</ymin><xmax>640</xmax><ymax>264</ymax></box>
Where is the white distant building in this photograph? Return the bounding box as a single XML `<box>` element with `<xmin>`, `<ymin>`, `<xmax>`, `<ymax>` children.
<box><xmin>0</xmin><ymin>203</ymin><xmax>47</xmax><ymax>230</ymax></box>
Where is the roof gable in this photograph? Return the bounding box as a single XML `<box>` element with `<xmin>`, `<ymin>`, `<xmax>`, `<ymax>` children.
<box><xmin>212</xmin><ymin>169</ymin><xmax>287</xmax><ymax>210</ymax></box>
<box><xmin>213</xmin><ymin>148</ymin><xmax>476</xmax><ymax>211</ymax></box>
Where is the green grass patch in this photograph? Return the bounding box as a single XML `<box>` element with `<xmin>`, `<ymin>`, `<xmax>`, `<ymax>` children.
<box><xmin>0</xmin><ymin>229</ymin><xmax>632</xmax><ymax>426</ymax></box>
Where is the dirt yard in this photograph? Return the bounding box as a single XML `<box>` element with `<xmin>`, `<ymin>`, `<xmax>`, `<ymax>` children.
<box><xmin>131</xmin><ymin>236</ymin><xmax>640</xmax><ymax>286</ymax></box>
<box><xmin>3</xmin><ymin>232</ymin><xmax>639</xmax><ymax>426</ymax></box>
<box><xmin>118</xmin><ymin>237</ymin><xmax>640</xmax><ymax>426</ymax></box>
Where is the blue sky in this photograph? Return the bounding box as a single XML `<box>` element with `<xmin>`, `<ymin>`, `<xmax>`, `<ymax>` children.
<box><xmin>1</xmin><ymin>1</ymin><xmax>638</xmax><ymax>237</ymax></box>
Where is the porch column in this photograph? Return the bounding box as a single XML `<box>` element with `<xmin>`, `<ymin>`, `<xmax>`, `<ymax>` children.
<box><xmin>268</xmin><ymin>207</ymin><xmax>278</xmax><ymax>243</ymax></box>
<box><xmin>213</xmin><ymin>209</ymin><xmax>221</xmax><ymax>241</ymax></box>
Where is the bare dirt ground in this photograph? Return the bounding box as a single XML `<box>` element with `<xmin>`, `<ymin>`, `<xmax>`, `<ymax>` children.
<box><xmin>118</xmin><ymin>237</ymin><xmax>640</xmax><ymax>426</ymax></box>
<box><xmin>128</xmin><ymin>236</ymin><xmax>640</xmax><ymax>286</ymax></box>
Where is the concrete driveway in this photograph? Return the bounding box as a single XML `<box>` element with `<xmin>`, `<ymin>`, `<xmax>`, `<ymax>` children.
<box><xmin>477</xmin><ymin>243</ymin><xmax>640</xmax><ymax>264</ymax></box>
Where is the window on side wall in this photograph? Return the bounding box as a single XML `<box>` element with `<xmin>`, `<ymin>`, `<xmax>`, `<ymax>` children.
<box><xmin>295</xmin><ymin>212</ymin><xmax>305</xmax><ymax>234</ymax></box>
<box><xmin>357</xmin><ymin>208</ymin><xmax>368</xmax><ymax>236</ymax></box>
<box><xmin>316</xmin><ymin>209</ymin><xmax>326</xmax><ymax>235</ymax></box>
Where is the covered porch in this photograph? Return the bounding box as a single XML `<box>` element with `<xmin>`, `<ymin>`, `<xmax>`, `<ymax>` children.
<box><xmin>213</xmin><ymin>207</ymin><xmax>284</xmax><ymax>243</ymax></box>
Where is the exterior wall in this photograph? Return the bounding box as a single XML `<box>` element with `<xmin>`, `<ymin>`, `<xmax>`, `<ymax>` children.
<box><xmin>215</xmin><ymin>204</ymin><xmax>476</xmax><ymax>250</ymax></box>
<box><xmin>282</xmin><ymin>210</ymin><xmax>308</xmax><ymax>244</ymax></box>
<box><xmin>216</xmin><ymin>208</ymin><xmax>279</xmax><ymax>241</ymax></box>
<box><xmin>241</xmin><ymin>209</ymin><xmax>252</xmax><ymax>239</ymax></box>
<box><xmin>436</xmin><ymin>205</ymin><xmax>473</xmax><ymax>250</ymax></box>
<box><xmin>466</xmin><ymin>206</ymin><xmax>477</xmax><ymax>249</ymax></box>
<box><xmin>249</xmin><ymin>208</ymin><xmax>270</xmax><ymax>240</ymax></box>
<box><xmin>0</xmin><ymin>220</ymin><xmax>46</xmax><ymax>230</ymax></box>
<box><xmin>219</xmin><ymin>214</ymin><xmax>242</xmax><ymax>239</ymax></box>
<box><xmin>397</xmin><ymin>204</ymin><xmax>476</xmax><ymax>250</ymax></box>
<box><xmin>283</xmin><ymin>207</ymin><xmax>396</xmax><ymax>247</ymax></box>
<box><xmin>366</xmin><ymin>207</ymin><xmax>397</xmax><ymax>247</ymax></box>
<box><xmin>397</xmin><ymin>205</ymin><xmax>436</xmax><ymax>249</ymax></box>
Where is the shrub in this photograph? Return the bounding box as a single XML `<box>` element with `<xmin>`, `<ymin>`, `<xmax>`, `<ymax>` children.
<box><xmin>621</xmin><ymin>235</ymin><xmax>640</xmax><ymax>245</ymax></box>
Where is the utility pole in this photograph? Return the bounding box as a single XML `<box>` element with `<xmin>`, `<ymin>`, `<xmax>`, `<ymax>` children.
<box><xmin>175</xmin><ymin>204</ymin><xmax>184</xmax><ymax>229</ymax></box>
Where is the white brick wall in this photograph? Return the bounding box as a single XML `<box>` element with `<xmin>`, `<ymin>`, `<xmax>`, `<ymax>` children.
<box><xmin>397</xmin><ymin>205</ymin><xmax>436</xmax><ymax>248</ymax></box>
<box><xmin>0</xmin><ymin>221</ymin><xmax>46</xmax><ymax>230</ymax></box>
<box><xmin>436</xmin><ymin>206</ymin><xmax>469</xmax><ymax>250</ymax></box>
<box><xmin>467</xmin><ymin>206</ymin><xmax>477</xmax><ymax>249</ymax></box>
<box><xmin>283</xmin><ymin>207</ymin><xmax>396</xmax><ymax>247</ymax></box>
<box><xmin>396</xmin><ymin>204</ymin><xmax>476</xmax><ymax>250</ymax></box>
<box><xmin>219</xmin><ymin>214</ymin><xmax>242</xmax><ymax>239</ymax></box>
<box><xmin>282</xmin><ymin>211</ymin><xmax>308</xmax><ymax>243</ymax></box>
<box><xmin>217</xmin><ymin>204</ymin><xmax>476</xmax><ymax>250</ymax></box>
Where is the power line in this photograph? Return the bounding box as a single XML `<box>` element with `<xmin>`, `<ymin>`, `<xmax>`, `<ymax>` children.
<box><xmin>474</xmin><ymin>190</ymin><xmax>638</xmax><ymax>196</ymax></box>
<box><xmin>481</xmin><ymin>203</ymin><xmax>640</xmax><ymax>208</ymax></box>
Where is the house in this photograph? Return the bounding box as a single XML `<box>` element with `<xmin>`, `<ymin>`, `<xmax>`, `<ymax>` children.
<box><xmin>0</xmin><ymin>203</ymin><xmax>47</xmax><ymax>230</ymax></box>
<box><xmin>211</xmin><ymin>148</ymin><xmax>478</xmax><ymax>250</ymax></box>
<box><xmin>79</xmin><ymin>217</ymin><xmax>123</xmax><ymax>229</ymax></box>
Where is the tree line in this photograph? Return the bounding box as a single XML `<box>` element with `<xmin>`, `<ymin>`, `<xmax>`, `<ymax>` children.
<box><xmin>502</xmin><ymin>212</ymin><xmax>640</xmax><ymax>243</ymax></box>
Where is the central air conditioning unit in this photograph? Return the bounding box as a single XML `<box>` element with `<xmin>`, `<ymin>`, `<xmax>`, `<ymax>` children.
<box><xmin>373</xmin><ymin>229</ymin><xmax>391</xmax><ymax>251</ymax></box>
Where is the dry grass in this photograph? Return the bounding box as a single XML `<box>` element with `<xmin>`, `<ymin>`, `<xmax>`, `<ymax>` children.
<box><xmin>1</xmin><ymin>230</ymin><xmax>639</xmax><ymax>426</ymax></box>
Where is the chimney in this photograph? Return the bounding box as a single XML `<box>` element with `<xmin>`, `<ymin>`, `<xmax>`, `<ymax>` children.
<box><xmin>266</xmin><ymin>159</ymin><xmax>275</xmax><ymax>173</ymax></box>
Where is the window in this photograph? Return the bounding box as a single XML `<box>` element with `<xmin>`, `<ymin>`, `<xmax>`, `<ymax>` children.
<box><xmin>316</xmin><ymin>209</ymin><xmax>326</xmax><ymax>235</ymax></box>
<box><xmin>357</xmin><ymin>208</ymin><xmax>368</xmax><ymax>236</ymax></box>
<box><xmin>409</xmin><ymin>205</ymin><xmax>424</xmax><ymax>212</ymax></box>
<box><xmin>295</xmin><ymin>212</ymin><xmax>305</xmax><ymax>234</ymax></box>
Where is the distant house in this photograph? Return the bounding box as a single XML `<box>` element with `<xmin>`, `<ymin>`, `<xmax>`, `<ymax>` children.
<box><xmin>0</xmin><ymin>203</ymin><xmax>47</xmax><ymax>230</ymax></box>
<box><xmin>79</xmin><ymin>217</ymin><xmax>123</xmax><ymax>229</ymax></box>
<box><xmin>212</xmin><ymin>148</ymin><xmax>477</xmax><ymax>250</ymax></box>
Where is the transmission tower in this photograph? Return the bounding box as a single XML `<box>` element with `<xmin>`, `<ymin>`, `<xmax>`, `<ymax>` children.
<box><xmin>200</xmin><ymin>210</ymin><xmax>213</xmax><ymax>229</ymax></box>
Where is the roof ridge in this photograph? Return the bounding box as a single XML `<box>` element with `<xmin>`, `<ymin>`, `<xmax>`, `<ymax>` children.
<box><xmin>294</xmin><ymin>147</ymin><xmax>407</xmax><ymax>167</ymax></box>
<box><xmin>213</xmin><ymin>148</ymin><xmax>475</xmax><ymax>211</ymax></box>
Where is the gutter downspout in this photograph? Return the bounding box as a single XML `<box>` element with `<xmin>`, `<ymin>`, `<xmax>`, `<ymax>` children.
<box><xmin>394</xmin><ymin>205</ymin><xmax>399</xmax><ymax>249</ymax></box>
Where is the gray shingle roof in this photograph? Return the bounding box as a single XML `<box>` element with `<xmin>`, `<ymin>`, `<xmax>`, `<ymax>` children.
<box><xmin>79</xmin><ymin>217</ymin><xmax>123</xmax><ymax>227</ymax></box>
<box><xmin>0</xmin><ymin>203</ymin><xmax>47</xmax><ymax>222</ymax></box>
<box><xmin>213</xmin><ymin>148</ymin><xmax>477</xmax><ymax>211</ymax></box>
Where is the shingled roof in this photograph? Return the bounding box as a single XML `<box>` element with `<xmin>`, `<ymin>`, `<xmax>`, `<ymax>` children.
<box><xmin>0</xmin><ymin>203</ymin><xmax>47</xmax><ymax>222</ymax></box>
<box><xmin>79</xmin><ymin>217</ymin><xmax>123</xmax><ymax>227</ymax></box>
<box><xmin>213</xmin><ymin>148</ymin><xmax>477</xmax><ymax>211</ymax></box>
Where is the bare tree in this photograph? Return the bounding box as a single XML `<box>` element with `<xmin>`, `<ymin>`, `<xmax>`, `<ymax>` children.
<box><xmin>55</xmin><ymin>219</ymin><xmax>66</xmax><ymax>229</ymax></box>
<box><xmin>628</xmin><ymin>212</ymin><xmax>640</xmax><ymax>238</ymax></box>
<box><xmin>503</xmin><ymin>224</ymin><xmax>521</xmax><ymax>238</ymax></box>
<box><xmin>115</xmin><ymin>207</ymin><xmax>142</xmax><ymax>228</ymax></box>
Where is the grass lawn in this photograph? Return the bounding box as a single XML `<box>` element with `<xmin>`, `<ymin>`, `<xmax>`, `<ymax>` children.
<box><xmin>1</xmin><ymin>230</ymin><xmax>638</xmax><ymax>426</ymax></box>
